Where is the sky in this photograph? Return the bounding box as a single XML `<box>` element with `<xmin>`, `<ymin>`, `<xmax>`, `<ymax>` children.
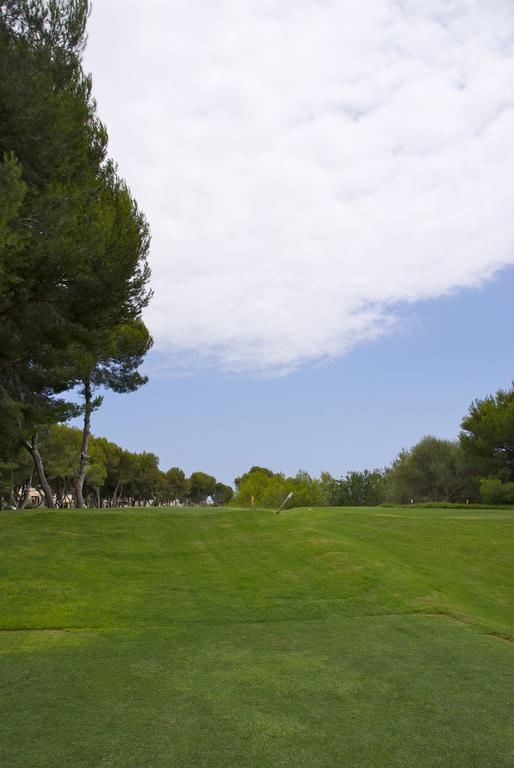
<box><xmin>82</xmin><ymin>1</ymin><xmax>514</xmax><ymax>484</ymax></box>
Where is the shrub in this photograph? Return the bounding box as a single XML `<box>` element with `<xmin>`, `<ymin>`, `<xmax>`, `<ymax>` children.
<box><xmin>479</xmin><ymin>478</ymin><xmax>514</xmax><ymax>505</ymax></box>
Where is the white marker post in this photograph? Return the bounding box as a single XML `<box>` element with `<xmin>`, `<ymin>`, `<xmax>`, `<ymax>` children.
<box><xmin>276</xmin><ymin>491</ymin><xmax>293</xmax><ymax>514</ymax></box>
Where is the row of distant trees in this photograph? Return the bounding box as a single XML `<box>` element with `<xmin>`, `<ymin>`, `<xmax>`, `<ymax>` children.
<box><xmin>0</xmin><ymin>383</ymin><xmax>511</xmax><ymax>510</ymax></box>
<box><xmin>0</xmin><ymin>424</ymin><xmax>234</xmax><ymax>510</ymax></box>
<box><xmin>0</xmin><ymin>1</ymin><xmax>153</xmax><ymax>508</ymax></box>
<box><xmin>233</xmin><ymin>384</ymin><xmax>514</xmax><ymax>507</ymax></box>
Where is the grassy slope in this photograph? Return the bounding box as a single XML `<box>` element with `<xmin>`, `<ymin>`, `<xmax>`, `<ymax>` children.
<box><xmin>0</xmin><ymin>506</ymin><xmax>513</xmax><ymax>768</ymax></box>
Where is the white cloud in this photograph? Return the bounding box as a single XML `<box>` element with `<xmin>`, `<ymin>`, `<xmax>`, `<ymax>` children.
<box><xmin>85</xmin><ymin>0</ymin><xmax>514</xmax><ymax>373</ymax></box>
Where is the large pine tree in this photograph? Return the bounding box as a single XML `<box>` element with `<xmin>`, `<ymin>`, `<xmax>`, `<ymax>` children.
<box><xmin>0</xmin><ymin>1</ymin><xmax>152</xmax><ymax>507</ymax></box>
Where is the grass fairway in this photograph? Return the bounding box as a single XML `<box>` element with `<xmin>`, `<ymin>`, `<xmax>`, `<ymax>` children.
<box><xmin>0</xmin><ymin>506</ymin><xmax>513</xmax><ymax>767</ymax></box>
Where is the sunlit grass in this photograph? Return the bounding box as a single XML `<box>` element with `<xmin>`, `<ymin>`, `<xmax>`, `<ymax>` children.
<box><xmin>1</xmin><ymin>506</ymin><xmax>513</xmax><ymax>767</ymax></box>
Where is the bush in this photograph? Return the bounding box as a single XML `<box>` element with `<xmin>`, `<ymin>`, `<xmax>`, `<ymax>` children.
<box><xmin>479</xmin><ymin>478</ymin><xmax>514</xmax><ymax>505</ymax></box>
<box><xmin>379</xmin><ymin>501</ymin><xmax>510</xmax><ymax>509</ymax></box>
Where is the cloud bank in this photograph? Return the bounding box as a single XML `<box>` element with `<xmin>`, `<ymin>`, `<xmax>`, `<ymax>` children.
<box><xmin>85</xmin><ymin>0</ymin><xmax>514</xmax><ymax>373</ymax></box>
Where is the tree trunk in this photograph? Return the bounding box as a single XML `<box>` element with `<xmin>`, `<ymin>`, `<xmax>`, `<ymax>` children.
<box><xmin>24</xmin><ymin>434</ymin><xmax>55</xmax><ymax>509</ymax></box>
<box><xmin>75</xmin><ymin>377</ymin><xmax>92</xmax><ymax>509</ymax></box>
<box><xmin>63</xmin><ymin>477</ymin><xmax>70</xmax><ymax>507</ymax></box>
<box><xmin>19</xmin><ymin>472</ymin><xmax>33</xmax><ymax>509</ymax></box>
<box><xmin>56</xmin><ymin>479</ymin><xmax>64</xmax><ymax>508</ymax></box>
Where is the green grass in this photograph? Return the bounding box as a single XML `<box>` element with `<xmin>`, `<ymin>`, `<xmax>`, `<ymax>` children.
<box><xmin>0</xmin><ymin>505</ymin><xmax>513</xmax><ymax>767</ymax></box>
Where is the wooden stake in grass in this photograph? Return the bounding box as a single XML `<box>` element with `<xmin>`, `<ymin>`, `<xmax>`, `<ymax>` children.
<box><xmin>276</xmin><ymin>491</ymin><xmax>293</xmax><ymax>514</ymax></box>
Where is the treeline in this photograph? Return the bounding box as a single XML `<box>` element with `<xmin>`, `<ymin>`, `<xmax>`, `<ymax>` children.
<box><xmin>0</xmin><ymin>424</ymin><xmax>234</xmax><ymax>509</ymax></box>
<box><xmin>0</xmin><ymin>1</ymin><xmax>152</xmax><ymax>508</ymax></box>
<box><xmin>234</xmin><ymin>383</ymin><xmax>514</xmax><ymax>508</ymax></box>
<box><xmin>1</xmin><ymin>382</ymin><xmax>511</xmax><ymax>510</ymax></box>
<box><xmin>234</xmin><ymin>466</ymin><xmax>385</xmax><ymax>508</ymax></box>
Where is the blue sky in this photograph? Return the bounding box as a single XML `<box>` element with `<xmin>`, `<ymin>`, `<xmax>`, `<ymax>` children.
<box><xmin>80</xmin><ymin>2</ymin><xmax>514</xmax><ymax>484</ymax></box>
<box><xmin>88</xmin><ymin>266</ymin><xmax>514</xmax><ymax>485</ymax></box>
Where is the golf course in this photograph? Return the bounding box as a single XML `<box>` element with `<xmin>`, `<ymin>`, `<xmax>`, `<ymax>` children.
<box><xmin>0</xmin><ymin>505</ymin><xmax>513</xmax><ymax>767</ymax></box>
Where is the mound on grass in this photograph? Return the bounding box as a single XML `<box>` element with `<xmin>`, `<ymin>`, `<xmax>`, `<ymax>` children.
<box><xmin>0</xmin><ymin>506</ymin><xmax>513</xmax><ymax>768</ymax></box>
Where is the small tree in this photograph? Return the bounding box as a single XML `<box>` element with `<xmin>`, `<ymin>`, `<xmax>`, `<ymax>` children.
<box><xmin>212</xmin><ymin>482</ymin><xmax>234</xmax><ymax>506</ymax></box>
<box><xmin>234</xmin><ymin>466</ymin><xmax>274</xmax><ymax>490</ymax></box>
<box><xmin>165</xmin><ymin>467</ymin><xmax>188</xmax><ymax>503</ymax></box>
<box><xmin>234</xmin><ymin>469</ymin><xmax>289</xmax><ymax>508</ymax></box>
<box><xmin>189</xmin><ymin>472</ymin><xmax>217</xmax><ymax>504</ymax></box>
<box><xmin>479</xmin><ymin>478</ymin><xmax>514</xmax><ymax>505</ymax></box>
<box><xmin>387</xmin><ymin>436</ymin><xmax>478</xmax><ymax>503</ymax></box>
<box><xmin>318</xmin><ymin>471</ymin><xmax>338</xmax><ymax>505</ymax></box>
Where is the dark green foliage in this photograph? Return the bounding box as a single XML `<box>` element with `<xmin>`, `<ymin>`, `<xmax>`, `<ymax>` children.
<box><xmin>0</xmin><ymin>0</ymin><xmax>106</xmax><ymax>419</ymax></box>
<box><xmin>0</xmin><ymin>1</ymin><xmax>152</xmax><ymax>498</ymax></box>
<box><xmin>0</xmin><ymin>445</ymin><xmax>33</xmax><ymax>508</ymax></box>
<box><xmin>165</xmin><ymin>467</ymin><xmax>189</xmax><ymax>503</ymax></box>
<box><xmin>460</xmin><ymin>384</ymin><xmax>514</xmax><ymax>481</ymax></box>
<box><xmin>213</xmin><ymin>482</ymin><xmax>234</xmax><ymax>505</ymax></box>
<box><xmin>386</xmin><ymin>436</ymin><xmax>478</xmax><ymax>504</ymax></box>
<box><xmin>189</xmin><ymin>471</ymin><xmax>217</xmax><ymax>503</ymax></box>
<box><xmin>330</xmin><ymin>469</ymin><xmax>386</xmax><ymax>506</ymax></box>
<box><xmin>0</xmin><ymin>151</ymin><xmax>26</xmax><ymax>287</ymax></box>
<box><xmin>125</xmin><ymin>452</ymin><xmax>161</xmax><ymax>503</ymax></box>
